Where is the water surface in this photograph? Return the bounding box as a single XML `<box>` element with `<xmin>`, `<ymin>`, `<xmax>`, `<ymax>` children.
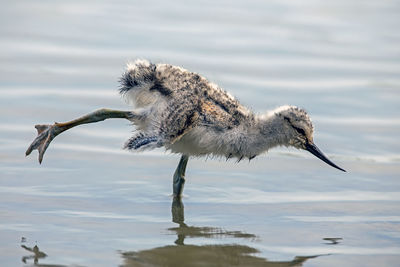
<box><xmin>1</xmin><ymin>0</ymin><xmax>400</xmax><ymax>266</ymax></box>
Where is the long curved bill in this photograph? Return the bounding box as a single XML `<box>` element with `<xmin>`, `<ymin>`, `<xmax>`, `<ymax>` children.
<box><xmin>305</xmin><ymin>142</ymin><xmax>346</xmax><ymax>172</ymax></box>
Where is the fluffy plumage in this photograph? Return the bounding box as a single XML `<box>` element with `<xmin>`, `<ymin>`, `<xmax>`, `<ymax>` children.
<box><xmin>119</xmin><ymin>59</ymin><xmax>314</xmax><ymax>160</ymax></box>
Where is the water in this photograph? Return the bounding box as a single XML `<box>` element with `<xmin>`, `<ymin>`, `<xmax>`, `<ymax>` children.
<box><xmin>1</xmin><ymin>0</ymin><xmax>400</xmax><ymax>266</ymax></box>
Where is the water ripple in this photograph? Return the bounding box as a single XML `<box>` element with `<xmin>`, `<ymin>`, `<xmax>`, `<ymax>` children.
<box><xmin>190</xmin><ymin>189</ymin><xmax>400</xmax><ymax>204</ymax></box>
<box><xmin>36</xmin><ymin>210</ymin><xmax>168</xmax><ymax>223</ymax></box>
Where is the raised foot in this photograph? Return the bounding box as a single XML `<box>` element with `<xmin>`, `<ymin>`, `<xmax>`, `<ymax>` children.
<box><xmin>25</xmin><ymin>124</ymin><xmax>63</xmax><ymax>164</ymax></box>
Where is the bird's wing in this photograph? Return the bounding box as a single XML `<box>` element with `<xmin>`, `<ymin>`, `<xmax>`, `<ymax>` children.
<box><xmin>200</xmin><ymin>100</ymin><xmax>241</xmax><ymax>130</ymax></box>
<box><xmin>152</xmin><ymin>63</ymin><xmax>251</xmax><ymax>139</ymax></box>
<box><xmin>159</xmin><ymin>105</ymin><xmax>200</xmax><ymax>144</ymax></box>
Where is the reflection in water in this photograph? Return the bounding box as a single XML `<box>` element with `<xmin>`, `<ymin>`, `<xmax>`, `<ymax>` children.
<box><xmin>121</xmin><ymin>246</ymin><xmax>320</xmax><ymax>267</ymax></box>
<box><xmin>170</xmin><ymin>197</ymin><xmax>257</xmax><ymax>245</ymax></box>
<box><xmin>21</xmin><ymin>243</ymin><xmax>47</xmax><ymax>264</ymax></box>
<box><xmin>120</xmin><ymin>198</ymin><xmax>324</xmax><ymax>267</ymax></box>
<box><xmin>21</xmin><ymin>241</ymin><xmax>68</xmax><ymax>267</ymax></box>
<box><xmin>323</xmin><ymin>238</ymin><xmax>343</xmax><ymax>245</ymax></box>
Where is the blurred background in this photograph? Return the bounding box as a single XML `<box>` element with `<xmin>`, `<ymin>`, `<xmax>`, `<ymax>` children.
<box><xmin>1</xmin><ymin>0</ymin><xmax>399</xmax><ymax>266</ymax></box>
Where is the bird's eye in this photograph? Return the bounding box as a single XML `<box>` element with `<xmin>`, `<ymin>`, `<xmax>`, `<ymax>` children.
<box><xmin>293</xmin><ymin>126</ymin><xmax>306</xmax><ymax>136</ymax></box>
<box><xmin>283</xmin><ymin>117</ymin><xmax>306</xmax><ymax>136</ymax></box>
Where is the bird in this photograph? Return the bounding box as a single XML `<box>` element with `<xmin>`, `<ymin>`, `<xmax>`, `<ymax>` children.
<box><xmin>26</xmin><ymin>59</ymin><xmax>346</xmax><ymax>197</ymax></box>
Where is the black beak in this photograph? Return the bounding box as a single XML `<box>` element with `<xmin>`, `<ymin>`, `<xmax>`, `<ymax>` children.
<box><xmin>305</xmin><ymin>142</ymin><xmax>346</xmax><ymax>172</ymax></box>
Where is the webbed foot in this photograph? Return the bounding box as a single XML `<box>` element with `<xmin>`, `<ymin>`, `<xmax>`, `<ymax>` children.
<box><xmin>25</xmin><ymin>124</ymin><xmax>63</xmax><ymax>164</ymax></box>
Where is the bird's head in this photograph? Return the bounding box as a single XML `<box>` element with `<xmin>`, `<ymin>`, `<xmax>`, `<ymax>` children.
<box><xmin>276</xmin><ymin>106</ymin><xmax>345</xmax><ymax>172</ymax></box>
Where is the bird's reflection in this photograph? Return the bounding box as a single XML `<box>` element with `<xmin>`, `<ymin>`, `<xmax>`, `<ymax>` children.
<box><xmin>120</xmin><ymin>197</ymin><xmax>325</xmax><ymax>267</ymax></box>
<box><xmin>170</xmin><ymin>197</ymin><xmax>257</xmax><ymax>245</ymax></box>
<box><xmin>323</xmin><ymin>237</ymin><xmax>343</xmax><ymax>245</ymax></box>
<box><xmin>20</xmin><ymin>241</ymin><xmax>69</xmax><ymax>267</ymax></box>
<box><xmin>21</xmin><ymin>243</ymin><xmax>47</xmax><ymax>265</ymax></box>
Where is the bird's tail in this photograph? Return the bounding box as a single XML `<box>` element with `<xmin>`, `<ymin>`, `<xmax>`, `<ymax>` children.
<box><xmin>119</xmin><ymin>59</ymin><xmax>157</xmax><ymax>107</ymax></box>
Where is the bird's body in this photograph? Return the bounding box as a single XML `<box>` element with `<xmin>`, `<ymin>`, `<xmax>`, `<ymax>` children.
<box><xmin>26</xmin><ymin>59</ymin><xmax>345</xmax><ymax>197</ymax></box>
<box><xmin>119</xmin><ymin>60</ymin><xmax>309</xmax><ymax>160</ymax></box>
<box><xmin>120</xmin><ymin>59</ymin><xmax>255</xmax><ymax>159</ymax></box>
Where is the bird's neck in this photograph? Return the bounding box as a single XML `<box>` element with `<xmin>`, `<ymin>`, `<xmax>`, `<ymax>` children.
<box><xmin>226</xmin><ymin>111</ymin><xmax>289</xmax><ymax>159</ymax></box>
<box><xmin>252</xmin><ymin>112</ymin><xmax>290</xmax><ymax>153</ymax></box>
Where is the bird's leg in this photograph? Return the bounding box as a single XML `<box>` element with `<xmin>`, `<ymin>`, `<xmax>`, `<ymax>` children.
<box><xmin>171</xmin><ymin>196</ymin><xmax>185</xmax><ymax>225</ymax></box>
<box><xmin>26</xmin><ymin>108</ymin><xmax>135</xmax><ymax>164</ymax></box>
<box><xmin>173</xmin><ymin>155</ymin><xmax>189</xmax><ymax>197</ymax></box>
<box><xmin>171</xmin><ymin>197</ymin><xmax>187</xmax><ymax>245</ymax></box>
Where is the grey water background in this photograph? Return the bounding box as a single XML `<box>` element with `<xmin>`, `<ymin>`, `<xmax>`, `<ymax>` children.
<box><xmin>1</xmin><ymin>0</ymin><xmax>400</xmax><ymax>266</ymax></box>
